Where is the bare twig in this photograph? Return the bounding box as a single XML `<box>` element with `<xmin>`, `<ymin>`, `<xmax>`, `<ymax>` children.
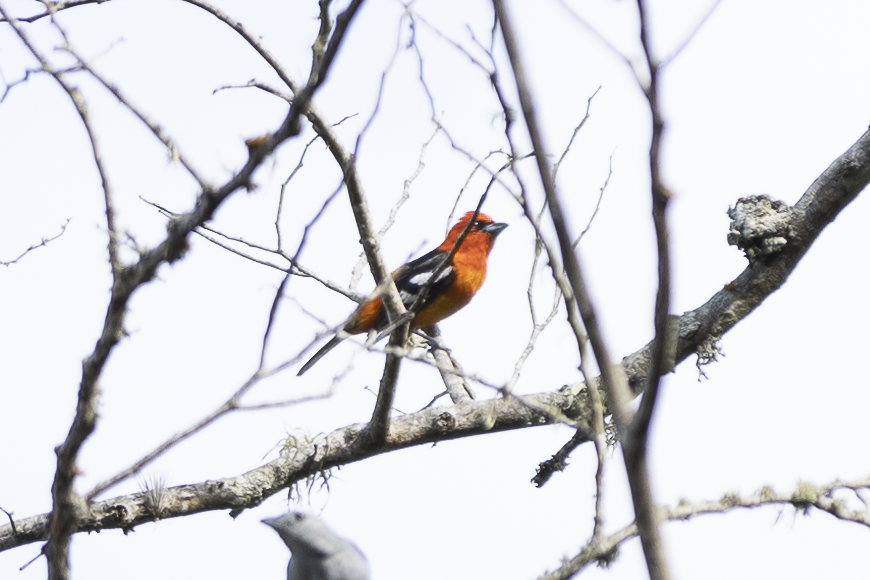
<box><xmin>573</xmin><ymin>153</ymin><xmax>614</xmax><ymax>247</ymax></box>
<box><xmin>277</xmin><ymin>250</ymin><xmax>365</xmax><ymax>302</ymax></box>
<box><xmin>504</xmin><ymin>283</ymin><xmax>560</xmax><ymax>394</ymax></box>
<box><xmin>552</xmin><ymin>86</ymin><xmax>601</xmax><ymax>179</ymax></box>
<box><xmin>236</xmin><ymin>390</ymin><xmax>337</xmax><ymax>412</ymax></box>
<box><xmin>1</xmin><ymin>66</ymin><xmax>82</xmax><ymax>102</ymax></box>
<box><xmin>195</xmin><ymin>229</ymin><xmax>289</xmax><ymax>272</ymax></box>
<box><xmin>277</xmin><ymin>135</ymin><xmax>327</xmax><ymax>250</ymax></box>
<box><xmin>213</xmin><ymin>79</ymin><xmax>294</xmax><ymax>102</ymax></box>
<box><xmin>531</xmin><ymin>429</ymin><xmax>588</xmax><ymax>488</ymax></box>
<box><xmin>0</xmin><ymin>506</ymin><xmax>15</xmax><ymax>536</ymax></box>
<box><xmin>1</xmin><ymin>219</ymin><xmax>70</xmax><ymax>266</ymax></box>
<box><xmin>260</xmin><ymin>272</ymin><xmax>292</xmax><ymax>367</ymax></box>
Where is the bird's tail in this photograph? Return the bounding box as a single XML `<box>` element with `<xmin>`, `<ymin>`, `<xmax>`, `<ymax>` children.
<box><xmin>297</xmin><ymin>335</ymin><xmax>345</xmax><ymax>376</ymax></box>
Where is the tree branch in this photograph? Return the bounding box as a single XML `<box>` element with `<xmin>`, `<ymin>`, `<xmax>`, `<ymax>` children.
<box><xmin>619</xmin><ymin>2</ymin><xmax>673</xmax><ymax>578</ymax></box>
<box><xmin>536</xmin><ymin>478</ymin><xmax>870</xmax><ymax>580</ymax></box>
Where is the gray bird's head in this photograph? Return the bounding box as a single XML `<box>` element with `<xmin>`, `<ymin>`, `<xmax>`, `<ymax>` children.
<box><xmin>263</xmin><ymin>512</ymin><xmax>352</xmax><ymax>557</ymax></box>
<box><xmin>262</xmin><ymin>512</ymin><xmax>371</xmax><ymax>580</ymax></box>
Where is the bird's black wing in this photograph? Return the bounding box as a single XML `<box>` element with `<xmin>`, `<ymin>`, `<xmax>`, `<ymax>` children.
<box><xmin>371</xmin><ymin>248</ymin><xmax>455</xmax><ymax>330</ymax></box>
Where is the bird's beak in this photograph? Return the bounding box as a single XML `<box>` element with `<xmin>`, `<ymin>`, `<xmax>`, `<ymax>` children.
<box><xmin>483</xmin><ymin>222</ymin><xmax>508</xmax><ymax>236</ymax></box>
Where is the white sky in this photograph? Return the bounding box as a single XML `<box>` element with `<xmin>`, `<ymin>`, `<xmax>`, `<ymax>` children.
<box><xmin>2</xmin><ymin>0</ymin><xmax>869</xmax><ymax>579</ymax></box>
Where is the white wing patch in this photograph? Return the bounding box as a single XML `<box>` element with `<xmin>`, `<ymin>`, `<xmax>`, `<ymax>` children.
<box><xmin>409</xmin><ymin>272</ymin><xmax>432</xmax><ymax>286</ymax></box>
<box><xmin>408</xmin><ymin>266</ymin><xmax>452</xmax><ymax>287</ymax></box>
<box><xmin>434</xmin><ymin>266</ymin><xmax>453</xmax><ymax>281</ymax></box>
<box><xmin>401</xmin><ymin>265</ymin><xmax>454</xmax><ymax>307</ymax></box>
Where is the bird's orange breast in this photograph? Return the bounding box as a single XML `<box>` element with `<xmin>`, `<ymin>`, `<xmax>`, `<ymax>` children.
<box><xmin>413</xmin><ymin>249</ymin><xmax>487</xmax><ymax>328</ymax></box>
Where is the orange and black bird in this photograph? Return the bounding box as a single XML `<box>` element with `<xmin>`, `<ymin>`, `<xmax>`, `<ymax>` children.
<box><xmin>297</xmin><ymin>211</ymin><xmax>508</xmax><ymax>376</ymax></box>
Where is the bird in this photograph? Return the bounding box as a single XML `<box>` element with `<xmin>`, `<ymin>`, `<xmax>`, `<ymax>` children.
<box><xmin>262</xmin><ymin>512</ymin><xmax>370</xmax><ymax>580</ymax></box>
<box><xmin>297</xmin><ymin>211</ymin><xmax>508</xmax><ymax>376</ymax></box>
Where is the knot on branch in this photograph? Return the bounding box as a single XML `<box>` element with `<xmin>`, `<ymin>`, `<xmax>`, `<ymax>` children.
<box><xmin>80</xmin><ymin>502</ymin><xmax>131</xmax><ymax>534</ymax></box>
<box><xmin>436</xmin><ymin>410</ymin><xmax>457</xmax><ymax>431</ymax></box>
<box><xmin>727</xmin><ymin>195</ymin><xmax>793</xmax><ymax>263</ymax></box>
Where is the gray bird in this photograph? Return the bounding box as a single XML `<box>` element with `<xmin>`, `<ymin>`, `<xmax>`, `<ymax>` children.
<box><xmin>262</xmin><ymin>512</ymin><xmax>371</xmax><ymax>580</ymax></box>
